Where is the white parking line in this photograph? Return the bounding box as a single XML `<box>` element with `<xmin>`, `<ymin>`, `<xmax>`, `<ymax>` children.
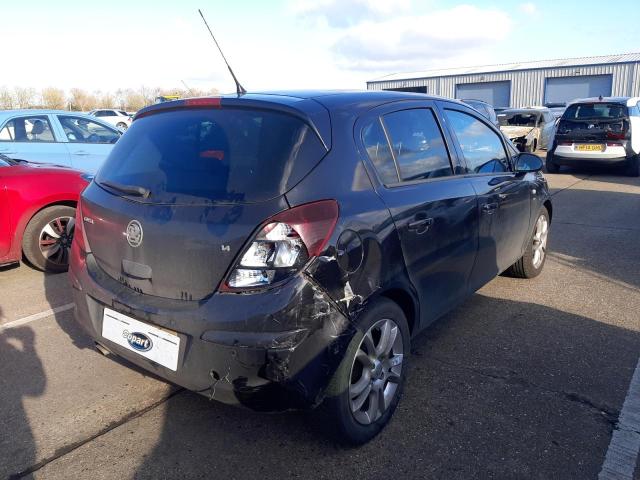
<box><xmin>0</xmin><ymin>302</ymin><xmax>75</xmax><ymax>333</ymax></box>
<box><xmin>599</xmin><ymin>357</ymin><xmax>640</xmax><ymax>479</ymax></box>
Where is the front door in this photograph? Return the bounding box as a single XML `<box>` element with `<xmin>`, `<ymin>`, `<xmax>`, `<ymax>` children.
<box><xmin>440</xmin><ymin>105</ymin><xmax>532</xmax><ymax>291</ymax></box>
<box><xmin>359</xmin><ymin>103</ymin><xmax>479</xmax><ymax>326</ymax></box>
<box><xmin>55</xmin><ymin>115</ymin><xmax>120</xmax><ymax>173</ymax></box>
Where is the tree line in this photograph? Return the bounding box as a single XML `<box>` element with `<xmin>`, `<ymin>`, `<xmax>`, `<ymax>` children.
<box><xmin>0</xmin><ymin>86</ymin><xmax>220</xmax><ymax>112</ymax></box>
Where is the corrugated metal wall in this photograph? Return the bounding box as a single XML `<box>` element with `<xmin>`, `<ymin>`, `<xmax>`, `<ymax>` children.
<box><xmin>368</xmin><ymin>62</ymin><xmax>640</xmax><ymax>107</ymax></box>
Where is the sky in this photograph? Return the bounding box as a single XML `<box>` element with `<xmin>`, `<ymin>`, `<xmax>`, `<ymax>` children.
<box><xmin>4</xmin><ymin>0</ymin><xmax>640</xmax><ymax>94</ymax></box>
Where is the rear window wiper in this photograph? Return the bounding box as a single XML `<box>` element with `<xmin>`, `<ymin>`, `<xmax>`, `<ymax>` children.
<box><xmin>99</xmin><ymin>180</ymin><xmax>151</xmax><ymax>198</ymax></box>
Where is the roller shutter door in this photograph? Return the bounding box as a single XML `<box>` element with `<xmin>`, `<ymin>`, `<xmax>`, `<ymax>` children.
<box><xmin>544</xmin><ymin>75</ymin><xmax>612</xmax><ymax>105</ymax></box>
<box><xmin>455</xmin><ymin>81</ymin><xmax>511</xmax><ymax>108</ymax></box>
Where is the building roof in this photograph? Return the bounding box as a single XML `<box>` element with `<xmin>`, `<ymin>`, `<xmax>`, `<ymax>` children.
<box><xmin>368</xmin><ymin>52</ymin><xmax>640</xmax><ymax>83</ymax></box>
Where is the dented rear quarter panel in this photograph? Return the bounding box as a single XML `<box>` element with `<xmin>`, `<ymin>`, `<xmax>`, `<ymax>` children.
<box><xmin>287</xmin><ymin>103</ymin><xmax>419</xmax><ymax>333</ymax></box>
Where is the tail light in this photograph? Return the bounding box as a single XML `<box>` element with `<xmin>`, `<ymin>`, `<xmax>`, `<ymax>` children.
<box><xmin>221</xmin><ymin>200</ymin><xmax>339</xmax><ymax>291</ymax></box>
<box><xmin>71</xmin><ymin>199</ymin><xmax>90</xmax><ymax>257</ymax></box>
<box><xmin>606</xmin><ymin>121</ymin><xmax>627</xmax><ymax>140</ymax></box>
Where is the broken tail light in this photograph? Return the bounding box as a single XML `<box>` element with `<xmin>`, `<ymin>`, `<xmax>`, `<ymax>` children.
<box><xmin>221</xmin><ymin>200</ymin><xmax>339</xmax><ymax>291</ymax></box>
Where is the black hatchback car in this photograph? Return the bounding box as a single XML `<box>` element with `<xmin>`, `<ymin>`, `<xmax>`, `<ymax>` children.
<box><xmin>70</xmin><ymin>91</ymin><xmax>552</xmax><ymax>444</ymax></box>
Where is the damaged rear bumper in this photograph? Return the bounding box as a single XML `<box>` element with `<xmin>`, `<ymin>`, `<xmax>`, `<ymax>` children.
<box><xmin>69</xmin><ymin>254</ymin><xmax>354</xmax><ymax>411</ymax></box>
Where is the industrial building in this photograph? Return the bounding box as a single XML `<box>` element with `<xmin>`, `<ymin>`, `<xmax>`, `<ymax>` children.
<box><xmin>367</xmin><ymin>52</ymin><xmax>640</xmax><ymax>108</ymax></box>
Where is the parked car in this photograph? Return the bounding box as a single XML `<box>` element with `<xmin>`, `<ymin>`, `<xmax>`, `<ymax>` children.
<box><xmin>70</xmin><ymin>91</ymin><xmax>552</xmax><ymax>444</ymax></box>
<box><xmin>0</xmin><ymin>110</ymin><xmax>121</xmax><ymax>174</ymax></box>
<box><xmin>547</xmin><ymin>96</ymin><xmax>640</xmax><ymax>176</ymax></box>
<box><xmin>460</xmin><ymin>99</ymin><xmax>500</xmax><ymax>127</ymax></box>
<box><xmin>0</xmin><ymin>154</ymin><xmax>89</xmax><ymax>272</ymax></box>
<box><xmin>498</xmin><ymin>107</ymin><xmax>556</xmax><ymax>152</ymax></box>
<box><xmin>88</xmin><ymin>109</ymin><xmax>132</xmax><ymax>131</ymax></box>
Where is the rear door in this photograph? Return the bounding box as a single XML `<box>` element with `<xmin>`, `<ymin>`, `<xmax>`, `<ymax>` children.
<box><xmin>82</xmin><ymin>106</ymin><xmax>328</xmax><ymax>301</ymax></box>
<box><xmin>358</xmin><ymin>101</ymin><xmax>479</xmax><ymax>326</ymax></box>
<box><xmin>0</xmin><ymin>114</ymin><xmax>72</xmax><ymax>166</ymax></box>
<box><xmin>54</xmin><ymin>115</ymin><xmax>120</xmax><ymax>173</ymax></box>
<box><xmin>439</xmin><ymin>103</ymin><xmax>532</xmax><ymax>289</ymax></box>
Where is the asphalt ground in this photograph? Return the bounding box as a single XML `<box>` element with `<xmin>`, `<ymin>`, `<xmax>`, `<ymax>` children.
<box><xmin>1</xmin><ymin>164</ymin><xmax>639</xmax><ymax>479</ymax></box>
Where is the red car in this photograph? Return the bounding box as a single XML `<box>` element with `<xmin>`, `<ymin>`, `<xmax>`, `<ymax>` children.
<box><xmin>0</xmin><ymin>155</ymin><xmax>89</xmax><ymax>272</ymax></box>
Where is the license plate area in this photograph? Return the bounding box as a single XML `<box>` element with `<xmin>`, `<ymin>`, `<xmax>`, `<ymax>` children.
<box><xmin>101</xmin><ymin>307</ymin><xmax>180</xmax><ymax>371</ymax></box>
<box><xmin>575</xmin><ymin>144</ymin><xmax>604</xmax><ymax>152</ymax></box>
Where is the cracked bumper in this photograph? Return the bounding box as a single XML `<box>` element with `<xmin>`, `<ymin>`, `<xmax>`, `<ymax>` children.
<box><xmin>69</xmin><ymin>254</ymin><xmax>354</xmax><ymax>411</ymax></box>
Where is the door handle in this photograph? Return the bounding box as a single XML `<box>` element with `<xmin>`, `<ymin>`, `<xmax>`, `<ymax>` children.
<box><xmin>407</xmin><ymin>217</ymin><xmax>434</xmax><ymax>234</ymax></box>
<box><xmin>72</xmin><ymin>151</ymin><xmax>90</xmax><ymax>156</ymax></box>
<box><xmin>482</xmin><ymin>202</ymin><xmax>498</xmax><ymax>214</ymax></box>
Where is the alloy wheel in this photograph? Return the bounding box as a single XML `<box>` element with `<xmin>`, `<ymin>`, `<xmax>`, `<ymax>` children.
<box><xmin>38</xmin><ymin>216</ymin><xmax>75</xmax><ymax>267</ymax></box>
<box><xmin>349</xmin><ymin>318</ymin><xmax>404</xmax><ymax>425</ymax></box>
<box><xmin>532</xmin><ymin>214</ymin><xmax>548</xmax><ymax>268</ymax></box>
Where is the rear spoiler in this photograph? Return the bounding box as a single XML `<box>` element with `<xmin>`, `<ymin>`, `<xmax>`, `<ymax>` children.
<box><xmin>133</xmin><ymin>95</ymin><xmax>332</xmax><ymax>151</ymax></box>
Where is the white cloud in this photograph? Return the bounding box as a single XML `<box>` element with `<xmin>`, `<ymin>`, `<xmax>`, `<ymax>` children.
<box><xmin>294</xmin><ymin>2</ymin><xmax>513</xmax><ymax>73</ymax></box>
<box><xmin>519</xmin><ymin>2</ymin><xmax>538</xmax><ymax>15</ymax></box>
<box><xmin>292</xmin><ymin>0</ymin><xmax>413</xmax><ymax>27</ymax></box>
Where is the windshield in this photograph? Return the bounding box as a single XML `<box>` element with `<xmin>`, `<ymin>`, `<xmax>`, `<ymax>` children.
<box><xmin>498</xmin><ymin>112</ymin><xmax>541</xmax><ymax>127</ymax></box>
<box><xmin>563</xmin><ymin>103</ymin><xmax>628</xmax><ymax>120</ymax></box>
<box><xmin>96</xmin><ymin>108</ymin><xmax>327</xmax><ymax>205</ymax></box>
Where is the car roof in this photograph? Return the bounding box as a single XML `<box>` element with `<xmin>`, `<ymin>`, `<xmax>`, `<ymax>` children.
<box><xmin>0</xmin><ymin>109</ymin><xmax>94</xmax><ymax>119</ymax></box>
<box><xmin>499</xmin><ymin>108</ymin><xmax>548</xmax><ymax>114</ymax></box>
<box><xmin>137</xmin><ymin>90</ymin><xmax>468</xmax><ymax>120</ymax></box>
<box><xmin>569</xmin><ymin>96</ymin><xmax>640</xmax><ymax>107</ymax></box>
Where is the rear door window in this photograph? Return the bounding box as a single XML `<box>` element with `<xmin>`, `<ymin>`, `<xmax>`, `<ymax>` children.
<box><xmin>0</xmin><ymin>116</ymin><xmax>55</xmax><ymax>142</ymax></box>
<box><xmin>382</xmin><ymin>109</ymin><xmax>453</xmax><ymax>181</ymax></box>
<box><xmin>96</xmin><ymin>108</ymin><xmax>327</xmax><ymax>204</ymax></box>
<box><xmin>445</xmin><ymin>109</ymin><xmax>509</xmax><ymax>173</ymax></box>
<box><xmin>362</xmin><ymin>119</ymin><xmax>399</xmax><ymax>184</ymax></box>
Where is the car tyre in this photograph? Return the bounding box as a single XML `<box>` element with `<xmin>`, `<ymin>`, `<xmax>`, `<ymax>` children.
<box><xmin>625</xmin><ymin>154</ymin><xmax>640</xmax><ymax>177</ymax></box>
<box><xmin>545</xmin><ymin>153</ymin><xmax>560</xmax><ymax>173</ymax></box>
<box><xmin>22</xmin><ymin>205</ymin><xmax>76</xmax><ymax>273</ymax></box>
<box><xmin>505</xmin><ymin>206</ymin><xmax>549</xmax><ymax>279</ymax></box>
<box><xmin>322</xmin><ymin>298</ymin><xmax>410</xmax><ymax>445</ymax></box>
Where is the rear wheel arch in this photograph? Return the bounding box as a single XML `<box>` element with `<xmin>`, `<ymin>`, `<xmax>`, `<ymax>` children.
<box><xmin>378</xmin><ymin>288</ymin><xmax>419</xmax><ymax>336</ymax></box>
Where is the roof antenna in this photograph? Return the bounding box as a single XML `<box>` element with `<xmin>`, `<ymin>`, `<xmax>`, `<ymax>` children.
<box><xmin>181</xmin><ymin>79</ymin><xmax>195</xmax><ymax>96</ymax></box>
<box><xmin>198</xmin><ymin>9</ymin><xmax>247</xmax><ymax>96</ymax></box>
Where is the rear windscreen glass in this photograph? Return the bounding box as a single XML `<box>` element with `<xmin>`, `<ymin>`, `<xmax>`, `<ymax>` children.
<box><xmin>563</xmin><ymin>103</ymin><xmax>628</xmax><ymax>121</ymax></box>
<box><xmin>96</xmin><ymin>108</ymin><xmax>326</xmax><ymax>204</ymax></box>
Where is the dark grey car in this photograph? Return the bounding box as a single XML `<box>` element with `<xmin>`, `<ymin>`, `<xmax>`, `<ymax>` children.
<box><xmin>70</xmin><ymin>91</ymin><xmax>551</xmax><ymax>444</ymax></box>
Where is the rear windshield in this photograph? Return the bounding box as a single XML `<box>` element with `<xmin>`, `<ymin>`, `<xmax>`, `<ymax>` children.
<box><xmin>96</xmin><ymin>108</ymin><xmax>326</xmax><ymax>204</ymax></box>
<box><xmin>563</xmin><ymin>103</ymin><xmax>628</xmax><ymax>121</ymax></box>
<box><xmin>498</xmin><ymin>112</ymin><xmax>541</xmax><ymax>127</ymax></box>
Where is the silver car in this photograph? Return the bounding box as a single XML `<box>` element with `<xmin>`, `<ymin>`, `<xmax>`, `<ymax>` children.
<box><xmin>498</xmin><ymin>108</ymin><xmax>556</xmax><ymax>152</ymax></box>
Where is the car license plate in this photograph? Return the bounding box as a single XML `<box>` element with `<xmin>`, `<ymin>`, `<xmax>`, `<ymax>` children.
<box><xmin>575</xmin><ymin>144</ymin><xmax>604</xmax><ymax>152</ymax></box>
<box><xmin>101</xmin><ymin>308</ymin><xmax>180</xmax><ymax>371</ymax></box>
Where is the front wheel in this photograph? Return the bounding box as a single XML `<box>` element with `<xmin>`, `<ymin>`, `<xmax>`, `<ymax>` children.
<box><xmin>505</xmin><ymin>207</ymin><xmax>550</xmax><ymax>279</ymax></box>
<box><xmin>323</xmin><ymin>299</ymin><xmax>410</xmax><ymax>445</ymax></box>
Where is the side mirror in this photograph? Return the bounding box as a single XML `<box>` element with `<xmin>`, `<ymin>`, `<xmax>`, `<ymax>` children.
<box><xmin>515</xmin><ymin>152</ymin><xmax>543</xmax><ymax>173</ymax></box>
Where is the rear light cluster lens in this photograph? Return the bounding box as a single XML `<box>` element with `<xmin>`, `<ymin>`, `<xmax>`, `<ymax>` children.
<box><xmin>227</xmin><ymin>222</ymin><xmax>308</xmax><ymax>288</ymax></box>
<box><xmin>223</xmin><ymin>200</ymin><xmax>339</xmax><ymax>291</ymax></box>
